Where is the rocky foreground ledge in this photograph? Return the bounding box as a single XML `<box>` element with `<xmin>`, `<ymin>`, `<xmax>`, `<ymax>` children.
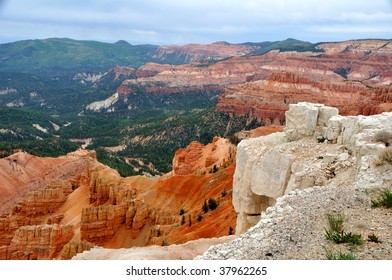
<box><xmin>198</xmin><ymin>102</ymin><xmax>392</xmax><ymax>260</ymax></box>
<box><xmin>197</xmin><ymin>185</ymin><xmax>392</xmax><ymax>260</ymax></box>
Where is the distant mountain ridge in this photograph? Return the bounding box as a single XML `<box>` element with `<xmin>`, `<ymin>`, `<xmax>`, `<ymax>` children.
<box><xmin>0</xmin><ymin>38</ymin><xmax>157</xmax><ymax>75</ymax></box>
<box><xmin>0</xmin><ymin>37</ymin><xmax>328</xmax><ymax>75</ymax></box>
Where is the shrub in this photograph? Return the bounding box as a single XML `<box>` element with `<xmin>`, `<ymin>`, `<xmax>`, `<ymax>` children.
<box><xmin>324</xmin><ymin>248</ymin><xmax>357</xmax><ymax>260</ymax></box>
<box><xmin>324</xmin><ymin>213</ymin><xmax>364</xmax><ymax>246</ymax></box>
<box><xmin>371</xmin><ymin>189</ymin><xmax>392</xmax><ymax>208</ymax></box>
<box><xmin>181</xmin><ymin>215</ymin><xmax>185</xmax><ymax>225</ymax></box>
<box><xmin>325</xmin><ymin>230</ymin><xmax>364</xmax><ymax>245</ymax></box>
<box><xmin>197</xmin><ymin>212</ymin><xmax>203</xmax><ymax>222</ymax></box>
<box><xmin>326</xmin><ymin>213</ymin><xmax>344</xmax><ymax>233</ymax></box>
<box><xmin>374</xmin><ymin>147</ymin><xmax>392</xmax><ymax>166</ymax></box>
<box><xmin>374</xmin><ymin>130</ymin><xmax>392</xmax><ymax>146</ymax></box>
<box><xmin>229</xmin><ymin>135</ymin><xmax>241</xmax><ymax>146</ymax></box>
<box><xmin>368</xmin><ymin>233</ymin><xmax>382</xmax><ymax>243</ymax></box>
<box><xmin>222</xmin><ymin>188</ymin><xmax>227</xmax><ymax>197</ymax></box>
<box><xmin>229</xmin><ymin>226</ymin><xmax>234</xmax><ymax>235</ymax></box>
<box><xmin>179</xmin><ymin>208</ymin><xmax>185</xmax><ymax>215</ymax></box>
<box><xmin>202</xmin><ymin>200</ymin><xmax>209</xmax><ymax>213</ymax></box>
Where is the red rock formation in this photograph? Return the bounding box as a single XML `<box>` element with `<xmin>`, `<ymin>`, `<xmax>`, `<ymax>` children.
<box><xmin>80</xmin><ymin>140</ymin><xmax>237</xmax><ymax>249</ymax></box>
<box><xmin>60</xmin><ymin>240</ymin><xmax>94</xmax><ymax>260</ymax></box>
<box><xmin>0</xmin><ymin>224</ymin><xmax>74</xmax><ymax>260</ymax></box>
<box><xmin>115</xmin><ymin>54</ymin><xmax>272</xmax><ymax>96</ymax></box>
<box><xmin>13</xmin><ymin>188</ymin><xmax>67</xmax><ymax>216</ymax></box>
<box><xmin>88</xmin><ymin>163</ymin><xmax>122</xmax><ymax>205</ymax></box>
<box><xmin>135</xmin><ymin>63</ymin><xmax>172</xmax><ymax>78</ymax></box>
<box><xmin>214</xmin><ymin>40</ymin><xmax>392</xmax><ymax>121</ymax></box>
<box><xmin>0</xmin><ymin>150</ymin><xmax>91</xmax><ymax>259</ymax></box>
<box><xmin>316</xmin><ymin>40</ymin><xmax>392</xmax><ymax>55</ymax></box>
<box><xmin>112</xmin><ymin>40</ymin><xmax>391</xmax><ymax>121</ymax></box>
<box><xmin>110</xmin><ymin>66</ymin><xmax>136</xmax><ymax>80</ymax></box>
<box><xmin>172</xmin><ymin>137</ymin><xmax>233</xmax><ymax>175</ymax></box>
<box><xmin>216</xmin><ymin>70</ymin><xmax>392</xmax><ymax>124</ymax></box>
<box><xmin>151</xmin><ymin>42</ymin><xmax>259</xmax><ymax>64</ymax></box>
<box><xmin>0</xmin><ymin>150</ymin><xmax>90</xmax><ymax>213</ymax></box>
<box><xmin>0</xmin><ymin>140</ymin><xmax>237</xmax><ymax>259</ymax></box>
<box><xmin>80</xmin><ymin>204</ymin><xmax>127</xmax><ymax>244</ymax></box>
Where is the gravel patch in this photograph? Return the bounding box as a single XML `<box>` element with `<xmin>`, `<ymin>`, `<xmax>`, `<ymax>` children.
<box><xmin>197</xmin><ymin>184</ymin><xmax>392</xmax><ymax>260</ymax></box>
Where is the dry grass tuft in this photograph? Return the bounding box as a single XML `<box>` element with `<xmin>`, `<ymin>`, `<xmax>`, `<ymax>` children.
<box><xmin>374</xmin><ymin>130</ymin><xmax>392</xmax><ymax>147</ymax></box>
<box><xmin>374</xmin><ymin>147</ymin><xmax>392</xmax><ymax>166</ymax></box>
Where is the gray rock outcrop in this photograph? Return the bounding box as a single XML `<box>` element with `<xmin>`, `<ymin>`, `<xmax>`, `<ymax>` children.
<box><xmin>232</xmin><ymin>102</ymin><xmax>392</xmax><ymax>234</ymax></box>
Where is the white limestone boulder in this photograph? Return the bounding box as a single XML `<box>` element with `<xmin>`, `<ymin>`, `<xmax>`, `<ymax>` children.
<box><xmin>285</xmin><ymin>102</ymin><xmax>319</xmax><ymax>141</ymax></box>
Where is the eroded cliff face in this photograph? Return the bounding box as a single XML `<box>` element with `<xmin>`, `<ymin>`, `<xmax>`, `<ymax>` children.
<box><xmin>216</xmin><ymin>40</ymin><xmax>392</xmax><ymax>123</ymax></box>
<box><xmin>0</xmin><ymin>150</ymin><xmax>92</xmax><ymax>259</ymax></box>
<box><xmin>150</xmin><ymin>42</ymin><xmax>260</xmax><ymax>65</ymax></box>
<box><xmin>0</xmin><ymin>139</ymin><xmax>237</xmax><ymax>259</ymax></box>
<box><xmin>80</xmin><ymin>137</ymin><xmax>236</xmax><ymax>249</ymax></box>
<box><xmin>172</xmin><ymin>137</ymin><xmax>233</xmax><ymax>175</ymax></box>
<box><xmin>0</xmin><ymin>151</ymin><xmax>90</xmax><ymax>213</ymax></box>
<box><xmin>1</xmin><ymin>224</ymin><xmax>74</xmax><ymax>260</ymax></box>
<box><xmin>86</xmin><ymin>40</ymin><xmax>392</xmax><ymax>117</ymax></box>
<box><xmin>233</xmin><ymin>102</ymin><xmax>392</xmax><ymax>234</ymax></box>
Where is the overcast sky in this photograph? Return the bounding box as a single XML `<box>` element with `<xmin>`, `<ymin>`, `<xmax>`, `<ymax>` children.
<box><xmin>0</xmin><ymin>0</ymin><xmax>391</xmax><ymax>45</ymax></box>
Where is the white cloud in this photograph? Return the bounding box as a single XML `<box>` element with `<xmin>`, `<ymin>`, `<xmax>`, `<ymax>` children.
<box><xmin>0</xmin><ymin>0</ymin><xmax>391</xmax><ymax>44</ymax></box>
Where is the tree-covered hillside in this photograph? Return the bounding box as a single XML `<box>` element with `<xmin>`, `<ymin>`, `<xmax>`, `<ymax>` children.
<box><xmin>0</xmin><ymin>38</ymin><xmax>158</xmax><ymax>75</ymax></box>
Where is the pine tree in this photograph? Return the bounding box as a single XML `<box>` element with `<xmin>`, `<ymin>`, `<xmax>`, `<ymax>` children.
<box><xmin>181</xmin><ymin>215</ymin><xmax>185</xmax><ymax>225</ymax></box>
<box><xmin>208</xmin><ymin>197</ymin><xmax>218</xmax><ymax>210</ymax></box>
<box><xmin>202</xmin><ymin>200</ymin><xmax>209</xmax><ymax>213</ymax></box>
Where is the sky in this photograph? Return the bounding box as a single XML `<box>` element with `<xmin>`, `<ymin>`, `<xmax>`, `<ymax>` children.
<box><xmin>0</xmin><ymin>0</ymin><xmax>391</xmax><ymax>45</ymax></box>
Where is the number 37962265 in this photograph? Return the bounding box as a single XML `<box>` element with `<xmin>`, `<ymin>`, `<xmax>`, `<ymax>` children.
<box><xmin>219</xmin><ymin>266</ymin><xmax>267</xmax><ymax>276</ymax></box>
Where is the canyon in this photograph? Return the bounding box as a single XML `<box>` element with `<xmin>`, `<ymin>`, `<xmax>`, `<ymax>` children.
<box><xmin>87</xmin><ymin>40</ymin><xmax>392</xmax><ymax>122</ymax></box>
<box><xmin>1</xmin><ymin>38</ymin><xmax>392</xmax><ymax>260</ymax></box>
<box><xmin>75</xmin><ymin>103</ymin><xmax>392</xmax><ymax>260</ymax></box>
<box><xmin>0</xmin><ymin>139</ymin><xmax>236</xmax><ymax>260</ymax></box>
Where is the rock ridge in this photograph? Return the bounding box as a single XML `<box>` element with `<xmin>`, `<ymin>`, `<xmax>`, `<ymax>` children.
<box><xmin>198</xmin><ymin>102</ymin><xmax>392</xmax><ymax>260</ymax></box>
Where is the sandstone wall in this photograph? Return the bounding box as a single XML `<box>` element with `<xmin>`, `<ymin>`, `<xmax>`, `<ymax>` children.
<box><xmin>88</xmin><ymin>162</ymin><xmax>122</xmax><ymax>205</ymax></box>
<box><xmin>172</xmin><ymin>137</ymin><xmax>232</xmax><ymax>175</ymax></box>
<box><xmin>0</xmin><ymin>141</ymin><xmax>237</xmax><ymax>259</ymax></box>
<box><xmin>1</xmin><ymin>224</ymin><xmax>74</xmax><ymax>260</ymax></box>
<box><xmin>81</xmin><ymin>204</ymin><xmax>127</xmax><ymax>243</ymax></box>
<box><xmin>60</xmin><ymin>240</ymin><xmax>95</xmax><ymax>260</ymax></box>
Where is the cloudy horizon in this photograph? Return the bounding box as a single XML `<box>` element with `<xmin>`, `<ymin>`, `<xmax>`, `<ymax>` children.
<box><xmin>0</xmin><ymin>0</ymin><xmax>391</xmax><ymax>45</ymax></box>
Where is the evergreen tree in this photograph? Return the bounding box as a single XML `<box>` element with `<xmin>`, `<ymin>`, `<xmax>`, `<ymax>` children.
<box><xmin>208</xmin><ymin>198</ymin><xmax>218</xmax><ymax>210</ymax></box>
<box><xmin>202</xmin><ymin>200</ymin><xmax>209</xmax><ymax>213</ymax></box>
<box><xmin>181</xmin><ymin>215</ymin><xmax>185</xmax><ymax>225</ymax></box>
